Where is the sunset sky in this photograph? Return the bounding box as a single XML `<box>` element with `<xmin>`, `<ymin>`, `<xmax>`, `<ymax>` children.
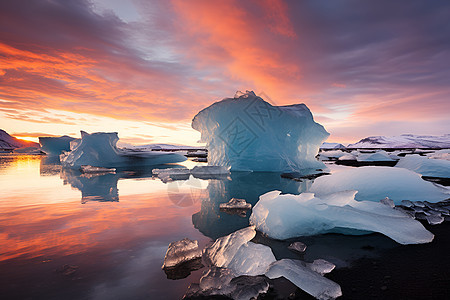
<box><xmin>1</xmin><ymin>0</ymin><xmax>449</xmax><ymax>145</ymax></box>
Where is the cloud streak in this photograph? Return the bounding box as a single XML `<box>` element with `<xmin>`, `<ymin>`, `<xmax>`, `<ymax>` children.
<box><xmin>0</xmin><ymin>0</ymin><xmax>449</xmax><ymax>143</ymax></box>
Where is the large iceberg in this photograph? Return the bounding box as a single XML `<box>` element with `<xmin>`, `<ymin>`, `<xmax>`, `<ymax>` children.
<box><xmin>250</xmin><ymin>190</ymin><xmax>434</xmax><ymax>244</ymax></box>
<box><xmin>310</xmin><ymin>166</ymin><xmax>450</xmax><ymax>204</ymax></box>
<box><xmin>60</xmin><ymin>131</ymin><xmax>186</xmax><ymax>168</ymax></box>
<box><xmin>39</xmin><ymin>135</ymin><xmax>76</xmax><ymax>156</ymax></box>
<box><xmin>395</xmin><ymin>155</ymin><xmax>450</xmax><ymax>178</ymax></box>
<box><xmin>191</xmin><ymin>91</ymin><xmax>329</xmax><ymax>172</ymax></box>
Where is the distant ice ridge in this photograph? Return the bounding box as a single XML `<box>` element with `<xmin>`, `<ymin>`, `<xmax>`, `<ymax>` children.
<box><xmin>60</xmin><ymin>131</ymin><xmax>186</xmax><ymax>168</ymax></box>
<box><xmin>320</xmin><ymin>142</ymin><xmax>346</xmax><ymax>149</ymax></box>
<box><xmin>39</xmin><ymin>135</ymin><xmax>76</xmax><ymax>155</ymax></box>
<box><xmin>310</xmin><ymin>166</ymin><xmax>450</xmax><ymax>204</ymax></box>
<box><xmin>192</xmin><ymin>91</ymin><xmax>329</xmax><ymax>172</ymax></box>
<box><xmin>396</xmin><ymin>155</ymin><xmax>450</xmax><ymax>178</ymax></box>
<box><xmin>250</xmin><ymin>190</ymin><xmax>434</xmax><ymax>245</ymax></box>
<box><xmin>348</xmin><ymin>134</ymin><xmax>450</xmax><ymax>149</ymax></box>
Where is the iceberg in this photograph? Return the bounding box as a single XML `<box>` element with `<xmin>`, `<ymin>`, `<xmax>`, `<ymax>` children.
<box><xmin>310</xmin><ymin>166</ymin><xmax>450</xmax><ymax>203</ymax></box>
<box><xmin>191</xmin><ymin>91</ymin><xmax>329</xmax><ymax>172</ymax></box>
<box><xmin>203</xmin><ymin>226</ymin><xmax>276</xmax><ymax>276</ymax></box>
<box><xmin>265</xmin><ymin>259</ymin><xmax>342</xmax><ymax>300</ymax></box>
<box><xmin>288</xmin><ymin>241</ymin><xmax>307</xmax><ymax>253</ymax></box>
<box><xmin>395</xmin><ymin>155</ymin><xmax>450</xmax><ymax>178</ymax></box>
<box><xmin>39</xmin><ymin>135</ymin><xmax>76</xmax><ymax>156</ymax></box>
<box><xmin>60</xmin><ymin>131</ymin><xmax>186</xmax><ymax>168</ymax></box>
<box><xmin>249</xmin><ymin>190</ymin><xmax>434</xmax><ymax>244</ymax></box>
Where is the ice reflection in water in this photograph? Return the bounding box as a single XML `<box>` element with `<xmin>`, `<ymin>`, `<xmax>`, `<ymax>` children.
<box><xmin>0</xmin><ymin>154</ymin><xmax>403</xmax><ymax>299</ymax></box>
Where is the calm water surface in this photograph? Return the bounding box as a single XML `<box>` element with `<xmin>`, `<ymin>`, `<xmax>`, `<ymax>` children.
<box><xmin>1</xmin><ymin>155</ymin><xmax>412</xmax><ymax>299</ymax></box>
<box><xmin>0</xmin><ymin>155</ymin><xmax>318</xmax><ymax>299</ymax></box>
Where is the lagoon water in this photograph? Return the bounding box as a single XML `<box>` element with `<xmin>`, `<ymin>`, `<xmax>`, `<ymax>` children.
<box><xmin>2</xmin><ymin>154</ymin><xmax>447</xmax><ymax>299</ymax></box>
<box><xmin>0</xmin><ymin>155</ymin><xmax>315</xmax><ymax>299</ymax></box>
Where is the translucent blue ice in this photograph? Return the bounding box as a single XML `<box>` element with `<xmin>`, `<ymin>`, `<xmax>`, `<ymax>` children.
<box><xmin>192</xmin><ymin>91</ymin><xmax>329</xmax><ymax>172</ymax></box>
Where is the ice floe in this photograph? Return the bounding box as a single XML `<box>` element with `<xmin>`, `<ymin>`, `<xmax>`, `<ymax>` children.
<box><xmin>250</xmin><ymin>190</ymin><xmax>434</xmax><ymax>244</ymax></box>
<box><xmin>395</xmin><ymin>155</ymin><xmax>450</xmax><ymax>178</ymax></box>
<box><xmin>310</xmin><ymin>166</ymin><xmax>450</xmax><ymax>203</ymax></box>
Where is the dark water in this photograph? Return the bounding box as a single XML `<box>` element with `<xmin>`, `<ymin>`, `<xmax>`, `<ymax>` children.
<box><xmin>1</xmin><ymin>155</ymin><xmax>447</xmax><ymax>299</ymax></box>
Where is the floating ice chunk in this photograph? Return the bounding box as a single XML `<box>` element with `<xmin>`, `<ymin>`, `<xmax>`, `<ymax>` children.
<box><xmin>319</xmin><ymin>150</ymin><xmax>347</xmax><ymax>160</ymax></box>
<box><xmin>191</xmin><ymin>165</ymin><xmax>230</xmax><ymax>179</ymax></box>
<box><xmin>380</xmin><ymin>197</ymin><xmax>395</xmax><ymax>208</ymax></box>
<box><xmin>219</xmin><ymin>198</ymin><xmax>252</xmax><ymax>210</ymax></box>
<box><xmin>162</xmin><ymin>238</ymin><xmax>202</xmax><ymax>269</ymax></box>
<box><xmin>250</xmin><ymin>190</ymin><xmax>434</xmax><ymax>244</ymax></box>
<box><xmin>401</xmin><ymin>200</ymin><xmax>414</xmax><ymax>207</ymax></box>
<box><xmin>152</xmin><ymin>168</ymin><xmax>190</xmax><ymax>183</ymax></box>
<box><xmin>203</xmin><ymin>226</ymin><xmax>256</xmax><ymax>268</ymax></box>
<box><xmin>80</xmin><ymin>165</ymin><xmax>116</xmax><ymax>174</ymax></box>
<box><xmin>203</xmin><ymin>226</ymin><xmax>276</xmax><ymax>276</ymax></box>
<box><xmin>310</xmin><ymin>166</ymin><xmax>450</xmax><ymax>204</ymax></box>
<box><xmin>427</xmin><ymin>149</ymin><xmax>450</xmax><ymax>161</ymax></box>
<box><xmin>184</xmin><ymin>267</ymin><xmax>269</xmax><ymax>300</ymax></box>
<box><xmin>265</xmin><ymin>259</ymin><xmax>342</xmax><ymax>300</ymax></box>
<box><xmin>39</xmin><ymin>136</ymin><xmax>76</xmax><ymax>155</ymax></box>
<box><xmin>227</xmin><ymin>241</ymin><xmax>276</xmax><ymax>276</ymax></box>
<box><xmin>426</xmin><ymin>214</ymin><xmax>444</xmax><ymax>225</ymax></box>
<box><xmin>13</xmin><ymin>146</ymin><xmax>44</xmax><ymax>154</ymax></box>
<box><xmin>308</xmin><ymin>259</ymin><xmax>335</xmax><ymax>275</ymax></box>
<box><xmin>192</xmin><ymin>91</ymin><xmax>329</xmax><ymax>172</ymax></box>
<box><xmin>61</xmin><ymin>131</ymin><xmax>186</xmax><ymax>168</ymax></box>
<box><xmin>338</xmin><ymin>154</ymin><xmax>356</xmax><ymax>160</ymax></box>
<box><xmin>396</xmin><ymin>155</ymin><xmax>450</xmax><ymax>178</ymax></box>
<box><xmin>357</xmin><ymin>150</ymin><xmax>395</xmax><ymax>162</ymax></box>
<box><xmin>288</xmin><ymin>241</ymin><xmax>307</xmax><ymax>253</ymax></box>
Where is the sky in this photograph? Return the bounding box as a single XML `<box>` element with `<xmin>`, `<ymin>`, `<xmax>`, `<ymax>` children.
<box><xmin>0</xmin><ymin>0</ymin><xmax>449</xmax><ymax>145</ymax></box>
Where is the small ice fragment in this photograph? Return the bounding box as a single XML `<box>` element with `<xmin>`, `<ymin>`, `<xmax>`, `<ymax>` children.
<box><xmin>199</xmin><ymin>267</ymin><xmax>235</xmax><ymax>291</ymax></box>
<box><xmin>288</xmin><ymin>241</ymin><xmax>307</xmax><ymax>253</ymax></box>
<box><xmin>426</xmin><ymin>214</ymin><xmax>444</xmax><ymax>225</ymax></box>
<box><xmin>401</xmin><ymin>200</ymin><xmax>414</xmax><ymax>207</ymax></box>
<box><xmin>308</xmin><ymin>259</ymin><xmax>335</xmax><ymax>275</ymax></box>
<box><xmin>184</xmin><ymin>267</ymin><xmax>269</xmax><ymax>300</ymax></box>
<box><xmin>415</xmin><ymin>201</ymin><xmax>425</xmax><ymax>207</ymax></box>
<box><xmin>219</xmin><ymin>198</ymin><xmax>252</xmax><ymax>210</ymax></box>
<box><xmin>265</xmin><ymin>259</ymin><xmax>342</xmax><ymax>300</ymax></box>
<box><xmin>80</xmin><ymin>165</ymin><xmax>116</xmax><ymax>174</ymax></box>
<box><xmin>380</xmin><ymin>197</ymin><xmax>395</xmax><ymax>208</ymax></box>
<box><xmin>162</xmin><ymin>238</ymin><xmax>202</xmax><ymax>269</ymax></box>
<box><xmin>394</xmin><ymin>207</ymin><xmax>415</xmax><ymax>218</ymax></box>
